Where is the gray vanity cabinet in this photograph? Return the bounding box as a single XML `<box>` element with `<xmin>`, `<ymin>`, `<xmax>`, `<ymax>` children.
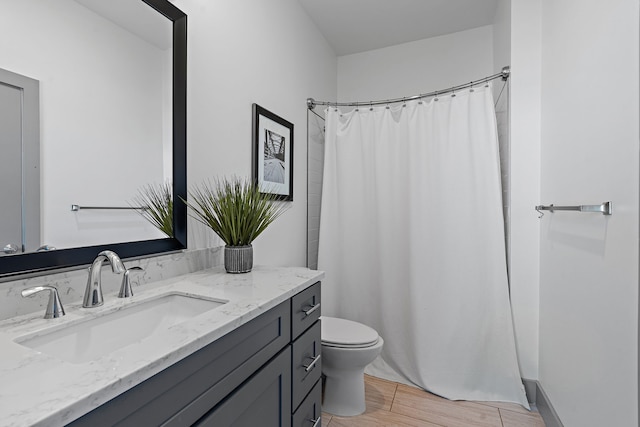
<box><xmin>67</xmin><ymin>282</ymin><xmax>321</xmax><ymax>427</ymax></box>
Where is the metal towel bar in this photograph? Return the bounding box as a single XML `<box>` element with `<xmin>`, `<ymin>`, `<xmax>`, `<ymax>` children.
<box><xmin>535</xmin><ymin>201</ymin><xmax>612</xmax><ymax>218</ymax></box>
<box><xmin>71</xmin><ymin>205</ymin><xmax>147</xmax><ymax>211</ymax></box>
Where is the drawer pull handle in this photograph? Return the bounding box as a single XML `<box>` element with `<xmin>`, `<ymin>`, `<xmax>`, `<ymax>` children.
<box><xmin>308</xmin><ymin>417</ymin><xmax>321</xmax><ymax>427</ymax></box>
<box><xmin>303</xmin><ymin>354</ymin><xmax>321</xmax><ymax>372</ymax></box>
<box><xmin>303</xmin><ymin>302</ymin><xmax>321</xmax><ymax>317</ymax></box>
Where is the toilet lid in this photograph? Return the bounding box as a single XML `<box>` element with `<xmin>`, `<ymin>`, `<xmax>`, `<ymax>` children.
<box><xmin>321</xmin><ymin>316</ymin><xmax>379</xmax><ymax>348</ymax></box>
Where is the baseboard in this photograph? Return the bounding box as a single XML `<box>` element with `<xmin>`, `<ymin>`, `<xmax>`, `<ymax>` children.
<box><xmin>522</xmin><ymin>378</ymin><xmax>564</xmax><ymax>427</ymax></box>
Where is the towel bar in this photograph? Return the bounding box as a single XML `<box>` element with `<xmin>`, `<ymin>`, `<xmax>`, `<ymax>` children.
<box><xmin>535</xmin><ymin>202</ymin><xmax>612</xmax><ymax>218</ymax></box>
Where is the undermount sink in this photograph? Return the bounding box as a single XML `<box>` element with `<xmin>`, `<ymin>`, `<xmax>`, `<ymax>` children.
<box><xmin>15</xmin><ymin>294</ymin><xmax>227</xmax><ymax>364</ymax></box>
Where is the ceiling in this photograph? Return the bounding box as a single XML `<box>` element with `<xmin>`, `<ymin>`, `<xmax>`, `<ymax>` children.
<box><xmin>297</xmin><ymin>0</ymin><xmax>500</xmax><ymax>56</ymax></box>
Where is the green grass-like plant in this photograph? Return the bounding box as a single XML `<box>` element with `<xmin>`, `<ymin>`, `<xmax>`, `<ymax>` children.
<box><xmin>185</xmin><ymin>177</ymin><xmax>288</xmax><ymax>246</ymax></box>
<box><xmin>132</xmin><ymin>182</ymin><xmax>174</xmax><ymax>237</ymax></box>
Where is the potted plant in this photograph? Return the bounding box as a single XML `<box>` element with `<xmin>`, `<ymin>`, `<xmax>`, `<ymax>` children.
<box><xmin>131</xmin><ymin>182</ymin><xmax>174</xmax><ymax>237</ymax></box>
<box><xmin>185</xmin><ymin>176</ymin><xmax>288</xmax><ymax>273</ymax></box>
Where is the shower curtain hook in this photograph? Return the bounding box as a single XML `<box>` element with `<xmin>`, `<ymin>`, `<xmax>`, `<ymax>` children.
<box><xmin>434</xmin><ymin>91</ymin><xmax>439</xmax><ymax>102</ymax></box>
<box><xmin>369</xmin><ymin>101</ymin><xmax>373</xmax><ymax>111</ymax></box>
<box><xmin>535</xmin><ymin>206</ymin><xmax>545</xmax><ymax>219</ymax></box>
<box><xmin>469</xmin><ymin>81</ymin><xmax>475</xmax><ymax>92</ymax></box>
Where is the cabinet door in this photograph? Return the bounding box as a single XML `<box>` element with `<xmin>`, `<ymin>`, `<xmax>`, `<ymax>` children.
<box><xmin>195</xmin><ymin>347</ymin><xmax>292</xmax><ymax>427</ymax></box>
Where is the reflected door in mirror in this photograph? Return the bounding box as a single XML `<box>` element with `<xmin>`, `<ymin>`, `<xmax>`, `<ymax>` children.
<box><xmin>0</xmin><ymin>81</ymin><xmax>22</xmax><ymax>254</ymax></box>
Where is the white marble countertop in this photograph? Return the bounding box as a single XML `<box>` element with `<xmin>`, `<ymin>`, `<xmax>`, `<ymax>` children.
<box><xmin>0</xmin><ymin>265</ymin><xmax>324</xmax><ymax>427</ymax></box>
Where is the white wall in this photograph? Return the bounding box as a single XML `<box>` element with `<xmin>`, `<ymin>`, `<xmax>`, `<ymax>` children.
<box><xmin>509</xmin><ymin>0</ymin><xmax>542</xmax><ymax>381</ymax></box>
<box><xmin>493</xmin><ymin>0</ymin><xmax>511</xmax><ymax>231</ymax></box>
<box><xmin>492</xmin><ymin>0</ymin><xmax>546</xmax><ymax>384</ymax></box>
<box><xmin>493</xmin><ymin>0</ymin><xmax>511</xmax><ymax>95</ymax></box>
<box><xmin>307</xmin><ymin>110</ymin><xmax>325</xmax><ymax>270</ymax></box>
<box><xmin>536</xmin><ymin>1</ymin><xmax>639</xmax><ymax>425</ymax></box>
<box><xmin>337</xmin><ymin>26</ymin><xmax>494</xmax><ymax>103</ymax></box>
<box><xmin>171</xmin><ymin>0</ymin><xmax>337</xmax><ymax>267</ymax></box>
<box><xmin>0</xmin><ymin>0</ymin><xmax>171</xmax><ymax>249</ymax></box>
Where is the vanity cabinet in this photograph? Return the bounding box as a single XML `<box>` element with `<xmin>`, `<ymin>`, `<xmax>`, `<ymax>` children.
<box><xmin>67</xmin><ymin>281</ymin><xmax>321</xmax><ymax>427</ymax></box>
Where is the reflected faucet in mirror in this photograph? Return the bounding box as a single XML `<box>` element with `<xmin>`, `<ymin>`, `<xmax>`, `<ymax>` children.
<box><xmin>3</xmin><ymin>244</ymin><xmax>18</xmax><ymax>255</ymax></box>
<box><xmin>83</xmin><ymin>250</ymin><xmax>125</xmax><ymax>308</ymax></box>
<box><xmin>2</xmin><ymin>243</ymin><xmax>55</xmax><ymax>254</ymax></box>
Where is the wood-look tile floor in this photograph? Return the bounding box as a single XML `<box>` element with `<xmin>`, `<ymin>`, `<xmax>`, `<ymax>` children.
<box><xmin>322</xmin><ymin>375</ymin><xmax>545</xmax><ymax>427</ymax></box>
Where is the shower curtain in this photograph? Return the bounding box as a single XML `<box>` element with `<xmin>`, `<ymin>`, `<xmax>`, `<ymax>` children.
<box><xmin>317</xmin><ymin>85</ymin><xmax>529</xmax><ymax>407</ymax></box>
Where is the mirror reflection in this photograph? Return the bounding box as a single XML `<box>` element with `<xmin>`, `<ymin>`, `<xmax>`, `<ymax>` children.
<box><xmin>0</xmin><ymin>0</ymin><xmax>173</xmax><ymax>256</ymax></box>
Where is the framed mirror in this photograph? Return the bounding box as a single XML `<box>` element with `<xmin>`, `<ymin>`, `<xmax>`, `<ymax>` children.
<box><xmin>0</xmin><ymin>0</ymin><xmax>187</xmax><ymax>277</ymax></box>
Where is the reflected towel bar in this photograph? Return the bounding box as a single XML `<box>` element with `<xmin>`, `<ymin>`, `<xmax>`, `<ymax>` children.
<box><xmin>535</xmin><ymin>201</ymin><xmax>612</xmax><ymax>218</ymax></box>
<box><xmin>71</xmin><ymin>205</ymin><xmax>147</xmax><ymax>211</ymax></box>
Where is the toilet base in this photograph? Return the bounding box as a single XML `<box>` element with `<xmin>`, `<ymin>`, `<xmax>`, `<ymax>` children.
<box><xmin>322</xmin><ymin>367</ymin><xmax>367</xmax><ymax>416</ymax></box>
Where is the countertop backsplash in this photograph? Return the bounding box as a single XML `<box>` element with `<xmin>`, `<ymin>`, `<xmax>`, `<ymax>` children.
<box><xmin>0</xmin><ymin>247</ymin><xmax>223</xmax><ymax>321</ymax></box>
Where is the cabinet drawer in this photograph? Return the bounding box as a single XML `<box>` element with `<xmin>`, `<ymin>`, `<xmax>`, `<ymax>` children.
<box><xmin>292</xmin><ymin>320</ymin><xmax>322</xmax><ymax>411</ymax></box>
<box><xmin>291</xmin><ymin>282</ymin><xmax>321</xmax><ymax>340</ymax></box>
<box><xmin>292</xmin><ymin>379</ymin><xmax>322</xmax><ymax>427</ymax></box>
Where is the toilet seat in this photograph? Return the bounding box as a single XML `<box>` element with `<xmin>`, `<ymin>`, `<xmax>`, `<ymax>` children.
<box><xmin>321</xmin><ymin>316</ymin><xmax>379</xmax><ymax>348</ymax></box>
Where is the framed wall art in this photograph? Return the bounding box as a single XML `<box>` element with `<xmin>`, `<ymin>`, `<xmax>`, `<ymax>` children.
<box><xmin>252</xmin><ymin>103</ymin><xmax>294</xmax><ymax>201</ymax></box>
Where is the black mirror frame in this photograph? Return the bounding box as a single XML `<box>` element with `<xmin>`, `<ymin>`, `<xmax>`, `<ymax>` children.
<box><xmin>0</xmin><ymin>0</ymin><xmax>187</xmax><ymax>278</ymax></box>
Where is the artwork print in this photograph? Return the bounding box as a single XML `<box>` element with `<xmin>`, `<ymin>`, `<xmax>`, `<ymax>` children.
<box><xmin>263</xmin><ymin>129</ymin><xmax>286</xmax><ymax>184</ymax></box>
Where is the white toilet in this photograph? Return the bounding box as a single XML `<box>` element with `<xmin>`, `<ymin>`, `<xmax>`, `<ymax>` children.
<box><xmin>321</xmin><ymin>316</ymin><xmax>384</xmax><ymax>416</ymax></box>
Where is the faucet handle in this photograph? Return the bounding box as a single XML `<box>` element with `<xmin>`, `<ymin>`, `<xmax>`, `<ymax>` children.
<box><xmin>118</xmin><ymin>266</ymin><xmax>144</xmax><ymax>298</ymax></box>
<box><xmin>21</xmin><ymin>286</ymin><xmax>65</xmax><ymax>319</ymax></box>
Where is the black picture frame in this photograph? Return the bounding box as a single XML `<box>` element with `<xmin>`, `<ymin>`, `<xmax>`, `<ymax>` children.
<box><xmin>252</xmin><ymin>104</ymin><xmax>294</xmax><ymax>201</ymax></box>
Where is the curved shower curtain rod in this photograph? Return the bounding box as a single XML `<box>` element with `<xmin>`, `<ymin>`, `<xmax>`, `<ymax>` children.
<box><xmin>306</xmin><ymin>66</ymin><xmax>510</xmax><ymax>110</ymax></box>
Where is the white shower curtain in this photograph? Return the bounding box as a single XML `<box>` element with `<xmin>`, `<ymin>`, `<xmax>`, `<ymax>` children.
<box><xmin>317</xmin><ymin>85</ymin><xmax>529</xmax><ymax>407</ymax></box>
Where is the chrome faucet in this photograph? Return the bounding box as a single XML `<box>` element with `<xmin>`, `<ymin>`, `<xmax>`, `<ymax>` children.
<box><xmin>83</xmin><ymin>250</ymin><xmax>125</xmax><ymax>308</ymax></box>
